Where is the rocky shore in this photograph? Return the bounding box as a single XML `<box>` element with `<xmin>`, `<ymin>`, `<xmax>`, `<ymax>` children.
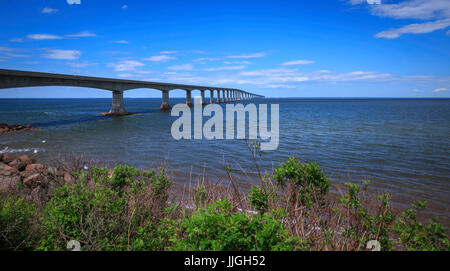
<box><xmin>0</xmin><ymin>123</ymin><xmax>34</xmax><ymax>136</ymax></box>
<box><xmin>0</xmin><ymin>153</ymin><xmax>80</xmax><ymax>203</ymax></box>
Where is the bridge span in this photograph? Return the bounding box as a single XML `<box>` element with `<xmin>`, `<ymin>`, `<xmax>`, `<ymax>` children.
<box><xmin>0</xmin><ymin>69</ymin><xmax>264</xmax><ymax>115</ymax></box>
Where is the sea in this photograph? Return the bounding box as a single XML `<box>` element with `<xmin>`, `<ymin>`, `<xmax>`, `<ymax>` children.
<box><xmin>1</xmin><ymin>98</ymin><xmax>449</xmax><ymax>222</ymax></box>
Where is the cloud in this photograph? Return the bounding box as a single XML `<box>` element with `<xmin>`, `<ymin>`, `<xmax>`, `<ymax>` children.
<box><xmin>203</xmin><ymin>65</ymin><xmax>246</xmax><ymax>71</ymax></box>
<box><xmin>43</xmin><ymin>49</ymin><xmax>81</xmax><ymax>60</ymax></box>
<box><xmin>223</xmin><ymin>61</ymin><xmax>252</xmax><ymax>64</ymax></box>
<box><xmin>370</xmin><ymin>0</ymin><xmax>450</xmax><ymax>20</ymax></box>
<box><xmin>160</xmin><ymin>51</ymin><xmax>178</xmax><ymax>54</ymax></box>
<box><xmin>67</xmin><ymin>0</ymin><xmax>81</xmax><ymax>5</ymax></box>
<box><xmin>110</xmin><ymin>40</ymin><xmax>130</xmax><ymax>44</ymax></box>
<box><xmin>67</xmin><ymin>62</ymin><xmax>98</xmax><ymax>68</ymax></box>
<box><xmin>42</xmin><ymin>7</ymin><xmax>58</xmax><ymax>14</ymax></box>
<box><xmin>432</xmin><ymin>87</ymin><xmax>448</xmax><ymax>92</ymax></box>
<box><xmin>167</xmin><ymin>64</ymin><xmax>194</xmax><ymax>71</ymax></box>
<box><xmin>122</xmin><ymin>5</ymin><xmax>128</xmax><ymax>9</ymax></box>
<box><xmin>375</xmin><ymin>18</ymin><xmax>450</xmax><ymax>39</ymax></box>
<box><xmin>144</xmin><ymin>55</ymin><xmax>176</xmax><ymax>62</ymax></box>
<box><xmin>66</xmin><ymin>31</ymin><xmax>96</xmax><ymax>38</ymax></box>
<box><xmin>27</xmin><ymin>34</ymin><xmax>63</xmax><ymax>40</ymax></box>
<box><xmin>227</xmin><ymin>52</ymin><xmax>267</xmax><ymax>59</ymax></box>
<box><xmin>413</xmin><ymin>88</ymin><xmax>424</xmax><ymax>92</ymax></box>
<box><xmin>109</xmin><ymin>60</ymin><xmax>145</xmax><ymax>72</ymax></box>
<box><xmin>281</xmin><ymin>59</ymin><xmax>315</xmax><ymax>66</ymax></box>
<box><xmin>9</xmin><ymin>38</ymin><xmax>23</xmax><ymax>42</ymax></box>
<box><xmin>352</xmin><ymin>0</ymin><xmax>450</xmax><ymax>38</ymax></box>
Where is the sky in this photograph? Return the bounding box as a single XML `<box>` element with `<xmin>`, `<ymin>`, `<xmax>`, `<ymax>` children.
<box><xmin>0</xmin><ymin>0</ymin><xmax>449</xmax><ymax>98</ymax></box>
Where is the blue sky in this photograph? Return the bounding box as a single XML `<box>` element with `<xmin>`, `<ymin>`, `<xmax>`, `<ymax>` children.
<box><xmin>0</xmin><ymin>0</ymin><xmax>449</xmax><ymax>98</ymax></box>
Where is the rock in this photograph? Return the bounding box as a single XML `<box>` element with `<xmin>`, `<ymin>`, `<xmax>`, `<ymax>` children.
<box><xmin>107</xmin><ymin>169</ymin><xmax>114</xmax><ymax>176</ymax></box>
<box><xmin>2</xmin><ymin>153</ymin><xmax>16</xmax><ymax>164</ymax></box>
<box><xmin>25</xmin><ymin>163</ymin><xmax>45</xmax><ymax>172</ymax></box>
<box><xmin>18</xmin><ymin>155</ymin><xmax>36</xmax><ymax>164</ymax></box>
<box><xmin>0</xmin><ymin>175</ymin><xmax>21</xmax><ymax>192</ymax></box>
<box><xmin>23</xmin><ymin>173</ymin><xmax>43</xmax><ymax>188</ymax></box>
<box><xmin>8</xmin><ymin>158</ymin><xmax>28</xmax><ymax>171</ymax></box>
<box><xmin>0</xmin><ymin>163</ymin><xmax>20</xmax><ymax>176</ymax></box>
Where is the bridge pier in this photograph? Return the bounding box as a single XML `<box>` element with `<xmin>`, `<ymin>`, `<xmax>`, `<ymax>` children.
<box><xmin>222</xmin><ymin>90</ymin><xmax>226</xmax><ymax>103</ymax></box>
<box><xmin>216</xmin><ymin>90</ymin><xmax>221</xmax><ymax>103</ymax></box>
<box><xmin>160</xmin><ymin>90</ymin><xmax>171</xmax><ymax>110</ymax></box>
<box><xmin>186</xmin><ymin>90</ymin><xmax>192</xmax><ymax>107</ymax></box>
<box><xmin>108</xmin><ymin>90</ymin><xmax>128</xmax><ymax>115</ymax></box>
<box><xmin>210</xmin><ymin>90</ymin><xmax>214</xmax><ymax>104</ymax></box>
<box><xmin>201</xmin><ymin>90</ymin><xmax>206</xmax><ymax>105</ymax></box>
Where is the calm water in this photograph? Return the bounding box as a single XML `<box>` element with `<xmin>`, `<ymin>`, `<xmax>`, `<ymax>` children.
<box><xmin>1</xmin><ymin>98</ymin><xmax>449</xmax><ymax>221</ymax></box>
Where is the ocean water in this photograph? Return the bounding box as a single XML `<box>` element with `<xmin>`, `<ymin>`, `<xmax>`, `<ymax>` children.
<box><xmin>1</xmin><ymin>98</ymin><xmax>449</xmax><ymax>221</ymax></box>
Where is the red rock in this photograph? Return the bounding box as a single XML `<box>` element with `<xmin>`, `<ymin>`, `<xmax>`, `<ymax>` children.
<box><xmin>0</xmin><ymin>163</ymin><xmax>20</xmax><ymax>176</ymax></box>
<box><xmin>2</xmin><ymin>153</ymin><xmax>16</xmax><ymax>164</ymax></box>
<box><xmin>23</xmin><ymin>173</ymin><xmax>43</xmax><ymax>188</ymax></box>
<box><xmin>0</xmin><ymin>176</ymin><xmax>21</xmax><ymax>192</ymax></box>
<box><xmin>25</xmin><ymin>163</ymin><xmax>45</xmax><ymax>172</ymax></box>
<box><xmin>8</xmin><ymin>159</ymin><xmax>28</xmax><ymax>171</ymax></box>
<box><xmin>18</xmin><ymin>155</ymin><xmax>36</xmax><ymax>164</ymax></box>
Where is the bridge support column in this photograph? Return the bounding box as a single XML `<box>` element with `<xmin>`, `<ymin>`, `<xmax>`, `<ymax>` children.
<box><xmin>227</xmin><ymin>90</ymin><xmax>230</xmax><ymax>102</ymax></box>
<box><xmin>109</xmin><ymin>90</ymin><xmax>127</xmax><ymax>115</ymax></box>
<box><xmin>186</xmin><ymin>90</ymin><xmax>192</xmax><ymax>107</ymax></box>
<box><xmin>201</xmin><ymin>90</ymin><xmax>206</xmax><ymax>105</ymax></box>
<box><xmin>160</xmin><ymin>90</ymin><xmax>171</xmax><ymax>110</ymax></box>
<box><xmin>222</xmin><ymin>90</ymin><xmax>226</xmax><ymax>103</ymax></box>
<box><xmin>217</xmin><ymin>90</ymin><xmax>221</xmax><ymax>103</ymax></box>
<box><xmin>210</xmin><ymin>90</ymin><xmax>214</xmax><ymax>103</ymax></box>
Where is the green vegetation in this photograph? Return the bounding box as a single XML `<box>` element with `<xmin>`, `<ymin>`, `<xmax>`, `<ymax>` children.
<box><xmin>0</xmin><ymin>157</ymin><xmax>448</xmax><ymax>251</ymax></box>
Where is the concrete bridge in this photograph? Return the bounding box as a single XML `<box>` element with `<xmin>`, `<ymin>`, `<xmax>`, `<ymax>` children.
<box><xmin>0</xmin><ymin>69</ymin><xmax>264</xmax><ymax>115</ymax></box>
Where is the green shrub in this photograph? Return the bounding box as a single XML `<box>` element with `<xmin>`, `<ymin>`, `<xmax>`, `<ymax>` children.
<box><xmin>0</xmin><ymin>195</ymin><xmax>39</xmax><ymax>250</ymax></box>
<box><xmin>394</xmin><ymin>201</ymin><xmax>449</xmax><ymax>251</ymax></box>
<box><xmin>338</xmin><ymin>182</ymin><xmax>396</xmax><ymax>251</ymax></box>
<box><xmin>274</xmin><ymin>157</ymin><xmax>330</xmax><ymax>207</ymax></box>
<box><xmin>248</xmin><ymin>186</ymin><xmax>269</xmax><ymax>215</ymax></box>
<box><xmin>173</xmin><ymin>199</ymin><xmax>305</xmax><ymax>251</ymax></box>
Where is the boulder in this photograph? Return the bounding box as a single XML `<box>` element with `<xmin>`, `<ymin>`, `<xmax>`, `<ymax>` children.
<box><xmin>2</xmin><ymin>153</ymin><xmax>16</xmax><ymax>164</ymax></box>
<box><xmin>63</xmin><ymin>172</ymin><xmax>74</xmax><ymax>183</ymax></box>
<box><xmin>8</xmin><ymin>158</ymin><xmax>28</xmax><ymax>171</ymax></box>
<box><xmin>18</xmin><ymin>155</ymin><xmax>36</xmax><ymax>164</ymax></box>
<box><xmin>23</xmin><ymin>173</ymin><xmax>44</xmax><ymax>188</ymax></box>
<box><xmin>0</xmin><ymin>175</ymin><xmax>21</xmax><ymax>192</ymax></box>
<box><xmin>0</xmin><ymin>163</ymin><xmax>20</xmax><ymax>176</ymax></box>
<box><xmin>25</xmin><ymin>163</ymin><xmax>45</xmax><ymax>172</ymax></box>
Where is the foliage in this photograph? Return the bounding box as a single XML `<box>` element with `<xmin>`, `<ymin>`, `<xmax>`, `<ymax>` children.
<box><xmin>394</xmin><ymin>201</ymin><xmax>449</xmax><ymax>251</ymax></box>
<box><xmin>274</xmin><ymin>157</ymin><xmax>330</xmax><ymax>207</ymax></box>
<box><xmin>0</xmin><ymin>195</ymin><xmax>39</xmax><ymax>250</ymax></box>
<box><xmin>172</xmin><ymin>199</ymin><xmax>305</xmax><ymax>251</ymax></box>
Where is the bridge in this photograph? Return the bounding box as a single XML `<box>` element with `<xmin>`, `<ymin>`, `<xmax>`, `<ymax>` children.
<box><xmin>0</xmin><ymin>69</ymin><xmax>264</xmax><ymax>116</ymax></box>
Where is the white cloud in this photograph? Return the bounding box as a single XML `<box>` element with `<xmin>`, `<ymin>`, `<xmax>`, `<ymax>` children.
<box><xmin>223</xmin><ymin>60</ymin><xmax>252</xmax><ymax>64</ymax></box>
<box><xmin>110</xmin><ymin>40</ymin><xmax>130</xmax><ymax>44</ymax></box>
<box><xmin>67</xmin><ymin>0</ymin><xmax>81</xmax><ymax>5</ymax></box>
<box><xmin>204</xmin><ymin>65</ymin><xmax>246</xmax><ymax>71</ymax></box>
<box><xmin>122</xmin><ymin>5</ymin><xmax>128</xmax><ymax>9</ymax></box>
<box><xmin>144</xmin><ymin>55</ymin><xmax>176</xmax><ymax>62</ymax></box>
<box><xmin>9</xmin><ymin>38</ymin><xmax>23</xmax><ymax>42</ymax></box>
<box><xmin>160</xmin><ymin>51</ymin><xmax>178</xmax><ymax>54</ymax></box>
<box><xmin>227</xmin><ymin>52</ymin><xmax>266</xmax><ymax>59</ymax></box>
<box><xmin>66</xmin><ymin>31</ymin><xmax>96</xmax><ymax>38</ymax></box>
<box><xmin>27</xmin><ymin>34</ymin><xmax>63</xmax><ymax>40</ymax></box>
<box><xmin>42</xmin><ymin>7</ymin><xmax>58</xmax><ymax>14</ymax></box>
<box><xmin>413</xmin><ymin>88</ymin><xmax>424</xmax><ymax>92</ymax></box>
<box><xmin>375</xmin><ymin>18</ymin><xmax>450</xmax><ymax>39</ymax></box>
<box><xmin>371</xmin><ymin>0</ymin><xmax>450</xmax><ymax>20</ymax></box>
<box><xmin>167</xmin><ymin>64</ymin><xmax>194</xmax><ymax>71</ymax></box>
<box><xmin>67</xmin><ymin>62</ymin><xmax>98</xmax><ymax>68</ymax></box>
<box><xmin>43</xmin><ymin>49</ymin><xmax>81</xmax><ymax>60</ymax></box>
<box><xmin>109</xmin><ymin>60</ymin><xmax>145</xmax><ymax>72</ymax></box>
<box><xmin>432</xmin><ymin>87</ymin><xmax>448</xmax><ymax>92</ymax></box>
<box><xmin>351</xmin><ymin>0</ymin><xmax>450</xmax><ymax>38</ymax></box>
<box><xmin>281</xmin><ymin>59</ymin><xmax>315</xmax><ymax>66</ymax></box>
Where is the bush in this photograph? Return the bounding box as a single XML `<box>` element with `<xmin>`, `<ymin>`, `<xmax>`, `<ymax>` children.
<box><xmin>0</xmin><ymin>195</ymin><xmax>39</xmax><ymax>250</ymax></box>
<box><xmin>173</xmin><ymin>199</ymin><xmax>305</xmax><ymax>251</ymax></box>
<box><xmin>394</xmin><ymin>201</ymin><xmax>449</xmax><ymax>251</ymax></box>
<box><xmin>274</xmin><ymin>157</ymin><xmax>330</xmax><ymax>207</ymax></box>
<box><xmin>38</xmin><ymin>165</ymin><xmax>173</xmax><ymax>251</ymax></box>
